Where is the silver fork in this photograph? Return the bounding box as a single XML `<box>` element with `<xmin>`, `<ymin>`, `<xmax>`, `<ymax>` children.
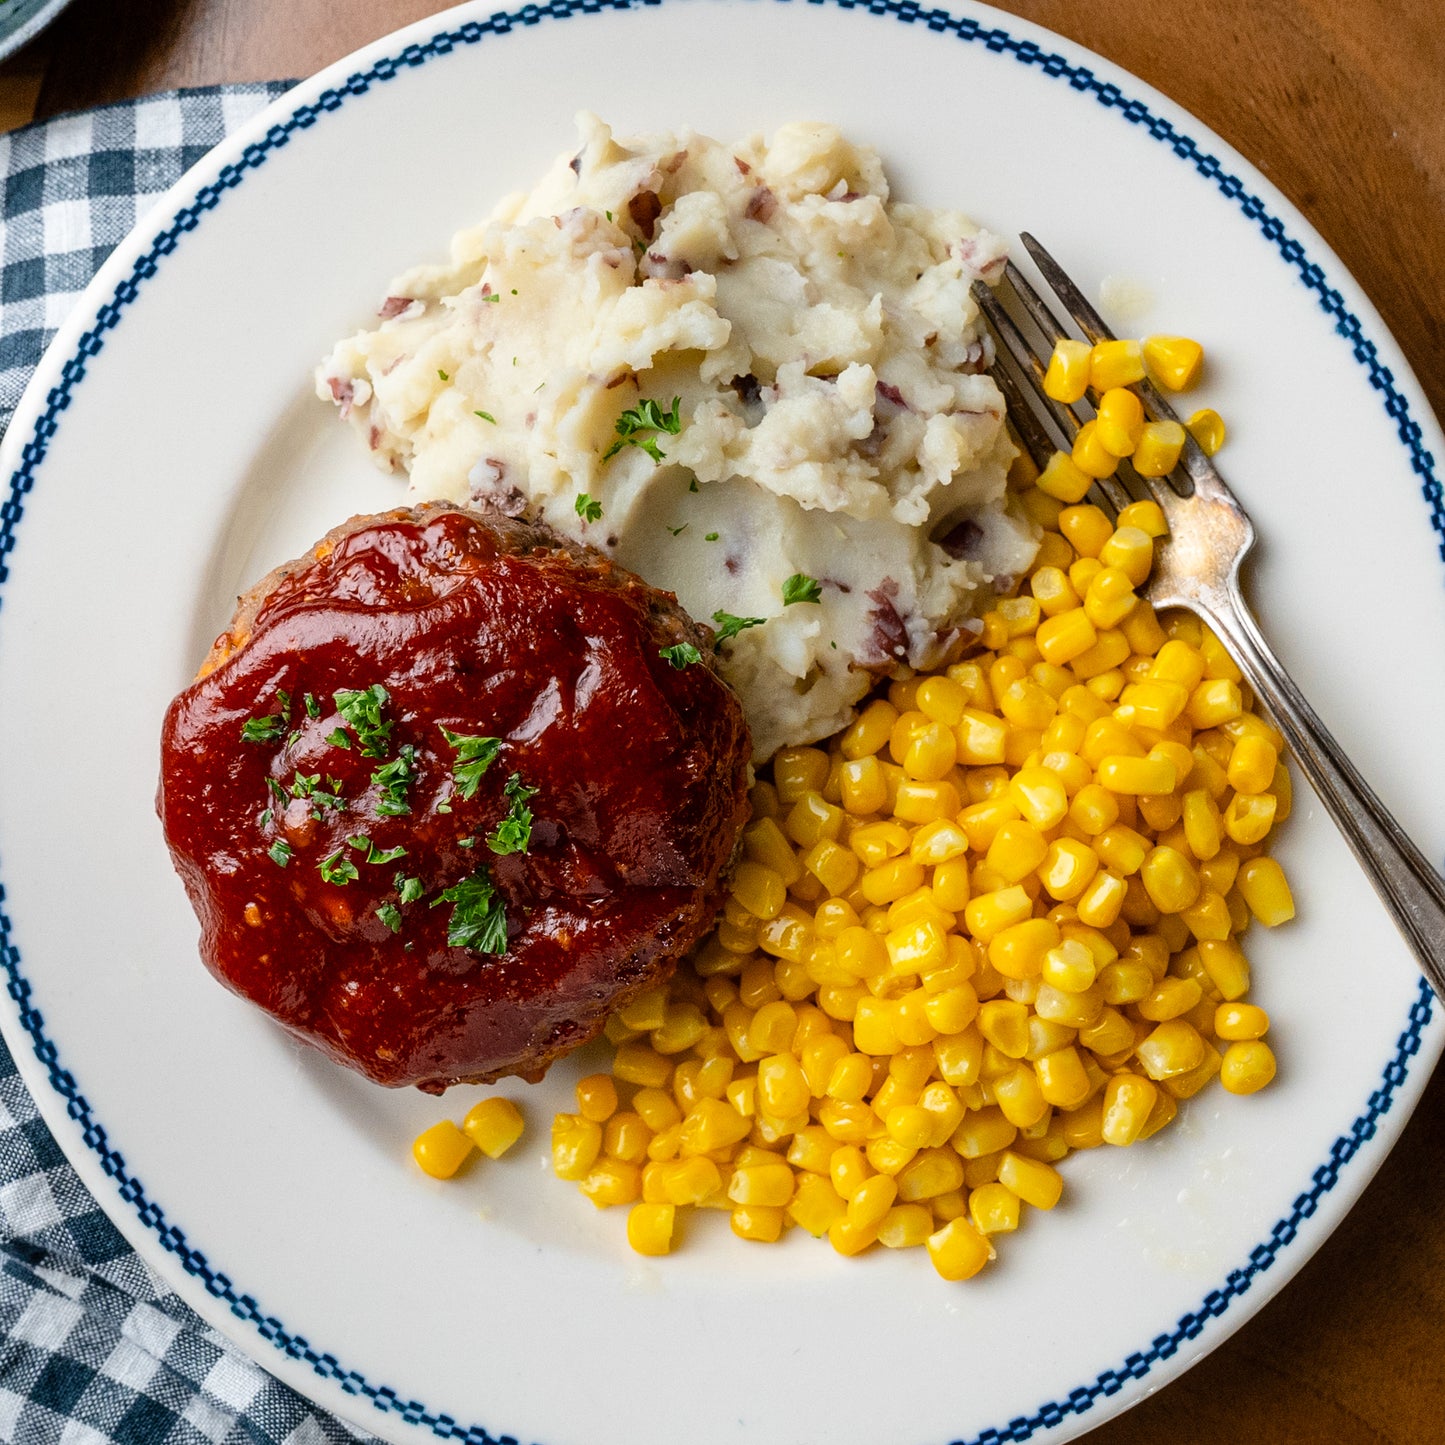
<box><xmin>972</xmin><ymin>234</ymin><xmax>1445</xmax><ymax>999</ymax></box>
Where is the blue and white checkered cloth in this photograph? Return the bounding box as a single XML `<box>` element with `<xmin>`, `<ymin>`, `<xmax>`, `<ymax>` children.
<box><xmin>1</xmin><ymin>86</ymin><xmax>375</xmax><ymax>1445</ymax></box>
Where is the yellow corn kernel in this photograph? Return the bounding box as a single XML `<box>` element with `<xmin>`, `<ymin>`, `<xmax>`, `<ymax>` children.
<box><xmin>1142</xmin><ymin>335</ymin><xmax>1203</xmax><ymax>391</ymax></box>
<box><xmin>897</xmin><ymin>1147</ymin><xmax>965</xmax><ymax>1203</ymax></box>
<box><xmin>1090</xmin><ymin>338</ymin><xmax>1145</xmax><ymax>390</ymax></box>
<box><xmin>1095</xmin><ymin>528</ymin><xmax>1152</xmax><ymax>590</ymax></box>
<box><xmin>659</xmin><ymin>1156</ymin><xmax>722</xmax><ymax>1205</ymax></box>
<box><xmin>838</xmin><ymin>757</ymin><xmax>888</xmax><ymax>815</ymax></box>
<box><xmin>1043</xmin><ymin>337</ymin><xmax>1092</xmax><ymax>402</ymax></box>
<box><xmin>840</xmin><ymin>699</ymin><xmax>899</xmax><ymax>761</ymax></box>
<box><xmin>412</xmin><ymin>1120</ymin><xmax>474</xmax><ymax>1180</ymax></box>
<box><xmin>1008</xmin><ymin>766</ymin><xmax>1070</xmax><ymax>829</ymax></box>
<box><xmin>848</xmin><ymin>1173</ymin><xmax>899</xmax><ymax>1228</ymax></box>
<box><xmin>998</xmin><ymin>678</ymin><xmax>1057</xmax><ymax>731</ymax></box>
<box><xmin>1182</xmin><ymin>888</ymin><xmax>1233</xmax><ymax>942</ymax></box>
<box><xmin>575</xmin><ymin>1074</ymin><xmax>619</xmax><ymax>1124</ymax></box>
<box><xmin>861</xmin><ymin>857</ymin><xmax>927</xmax><ymax>907</ymax></box>
<box><xmin>551</xmin><ymin>1114</ymin><xmax>603</xmax><ymax>1181</ymax></box>
<box><xmin>784</xmin><ymin>791</ymin><xmax>845</xmax><ymax>850</ymax></box>
<box><xmin>618</xmin><ymin>987</ymin><xmax>669</xmax><ymax>1033</ymax></box>
<box><xmin>1036</xmin><ymin>608</ymin><xmax>1098</xmax><ymax>666</ymax></box>
<box><xmin>828</xmin><ymin>1217</ymin><xmax>879</xmax><ymax>1256</ymax></box>
<box><xmin>731</xmin><ymin>1205</ymin><xmax>785</xmax><ymax>1242</ymax></box>
<box><xmin>953</xmin><ymin>708</ymin><xmax>1008</xmax><ymax>767</ymax></box>
<box><xmin>829</xmin><ymin>1144</ymin><xmax>871</xmax><ymax>1201</ymax></box>
<box><xmin>1096</xmin><ymin>754</ymin><xmax>1177</xmax><ymax>796</ymax></box>
<box><xmin>731</xmin><ymin>861</ymin><xmax>788</xmax><ymax>921</ymax></box>
<box><xmin>1094</xmin><ymin>387</ymin><xmax>1143</xmax><ymax>456</ymax></box>
<box><xmin>1031</xmin><ymin>565</ymin><xmax>1082</xmax><ymax>619</ymax></box>
<box><xmin>1187</xmin><ymin>407</ymin><xmax>1226</xmax><ymax>455</ymax></box>
<box><xmin>580</xmin><ymin>1158</ymin><xmax>642</xmax><ymax>1208</ymax></box>
<box><xmin>1070</xmin><ymin>629</ymin><xmax>1132</xmax><ymax>680</ymax></box>
<box><xmin>977</xmin><ymin>819</ymin><xmax>1042</xmax><ymax>883</ymax></box>
<box><xmin>1037</xmin><ymin>449</ymin><xmax>1095</xmax><ymax>503</ymax></box>
<box><xmin>1227</xmin><ymin>734</ymin><xmax>1278</xmax><ymax>795</ymax></box>
<box><xmin>803</xmin><ymin>839</ymin><xmax>862</xmax><ymax>897</ymax></box>
<box><xmin>1075</xmin><ymin>870</ymin><xmax>1126</xmax><ymax>928</ymax></box>
<box><xmin>1075</xmin><ymin>421</ymin><xmax>1115</xmax><ymax>482</ymax></box>
<box><xmin>975</xmin><ymin>998</ymin><xmax>1029</xmax><ymax>1059</ymax></box>
<box><xmin>627</xmin><ymin>1201</ymin><xmax>676</xmax><ymax>1255</ymax></box>
<box><xmin>1186</xmin><ymin>679</ymin><xmax>1242</xmax><ymax>731</ymax></box>
<box><xmin>1083</xmin><ymin>567</ymin><xmax>1138</xmax><ymax>630</ymax></box>
<box><xmin>1101</xmin><ymin>1074</ymin><xmax>1159</xmax><ymax>1146</ymax></box>
<box><xmin>985</xmin><ymin>919</ymin><xmax>1059</xmax><ymax>982</ymax></box>
<box><xmin>1032</xmin><ymin>981</ymin><xmax>1105</xmax><ymax>1029</ymax></box>
<box><xmin>1139</xmin><ymin>846</ymin><xmax>1201</xmax><ymax>913</ymax></box>
<box><xmin>1237</xmin><ymin>857</ymin><xmax>1295</xmax><ymax>926</ymax></box>
<box><xmin>1136</xmin><ymin>1019</ymin><xmax>1207</xmax><ymax>1080</ymax></box>
<box><xmin>612</xmin><ymin>1042</ymin><xmax>674</xmax><ymax>1089</ymax></box>
<box><xmin>994</xmin><ymin>1063</ymin><xmax>1048</xmax><ymax>1129</ymax></box>
<box><xmin>903</xmin><ymin>722</ymin><xmax>958</xmax><ymax>782</ymax></box>
<box><xmin>462</xmin><ymin>1097</ymin><xmax>525</xmax><ymax>1160</ymax></box>
<box><xmin>1037</xmin><ymin>838</ymin><xmax>1100</xmax><ymax>902</ymax></box>
<box><xmin>757</xmin><ymin>1053</ymin><xmax>811</xmax><ymax>1118</ymax></box>
<box><xmin>1139</xmin><ymin>976</ymin><xmax>1203</xmax><ymax>1023</ymax></box>
<box><xmin>997</xmin><ymin>1150</ymin><xmax>1064</xmax><ymax>1210</ymax></box>
<box><xmin>787</xmin><ymin>1173</ymin><xmax>848</xmax><ymax>1236</ymax></box>
<box><xmin>746</xmin><ymin>1000</ymin><xmax>796</xmax><ymax>1056</ymax></box>
<box><xmin>1224</xmin><ymin>792</ymin><xmax>1278</xmax><ymax>846</ymax></box>
<box><xmin>912</xmin><ymin>675</ymin><xmax>965</xmax><ymax>728</ymax></box>
<box><xmin>1220</xmin><ymin>1040</ymin><xmax>1277</xmax><ymax>1095</ymax></box>
<box><xmin>1215</xmin><ymin>1002</ymin><xmax>1270</xmax><ymax>1041</ymax></box>
<box><xmin>969</xmin><ymin>1180</ymin><xmax>1021</xmax><ymax>1235</ymax></box>
<box><xmin>1034</xmin><ymin>1046</ymin><xmax>1092</xmax><ymax>1110</ymax></box>
<box><xmin>950</xmin><ymin>1105</ymin><xmax>1017</xmax><ymax>1160</ymax></box>
<box><xmin>1131</xmin><ymin>420</ymin><xmax>1186</xmax><ymax>478</ymax></box>
<box><xmin>882</xmin><ymin>1104</ymin><xmax>935</xmax><ymax>1151</ymax></box>
<box><xmin>1179</xmin><ymin>789</ymin><xmax>1222</xmax><ymax>861</ymax></box>
<box><xmin>958</xmin><ymin>885</ymin><xmax>1028</xmax><ymax>944</ymax></box>
<box><xmin>678</xmin><ymin>1098</ymin><xmax>751</xmax><ymax>1156</ymax></box>
<box><xmin>728</xmin><ymin>1162</ymin><xmax>795</xmax><ymax>1208</ymax></box>
<box><xmin>874</xmin><ymin>1202</ymin><xmax>932</xmax><ymax>1249</ymax></box>
<box><xmin>1162</xmin><ymin>1042</ymin><xmax>1224</xmax><ymax>1100</ymax></box>
<box><xmin>926</xmin><ymin>1216</ymin><xmax>994</xmax><ymax>1280</ymax></box>
<box><xmin>774</xmin><ymin>746</ymin><xmax>830</xmax><ymax>803</ymax></box>
<box><xmin>850</xmin><ymin>820</ymin><xmax>911</xmax><ymax>870</ymax></box>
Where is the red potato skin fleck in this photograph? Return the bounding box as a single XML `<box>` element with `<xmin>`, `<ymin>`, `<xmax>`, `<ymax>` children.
<box><xmin>157</xmin><ymin>505</ymin><xmax>751</xmax><ymax>1093</ymax></box>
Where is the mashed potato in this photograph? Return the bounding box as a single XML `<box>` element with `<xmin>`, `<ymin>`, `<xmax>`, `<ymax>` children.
<box><xmin>318</xmin><ymin>116</ymin><xmax>1036</xmax><ymax>758</ymax></box>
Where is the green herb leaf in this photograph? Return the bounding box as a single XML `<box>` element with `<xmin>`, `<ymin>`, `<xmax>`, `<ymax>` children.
<box><xmin>603</xmin><ymin>396</ymin><xmax>682</xmax><ymax>463</ymax></box>
<box><xmin>487</xmin><ymin>773</ymin><xmax>537</xmax><ymax>856</ymax></box>
<box><xmin>704</xmin><ymin>532</ymin><xmax>719</xmax><ymax>542</ymax></box>
<box><xmin>319</xmin><ymin>850</ymin><xmax>360</xmax><ymax>886</ymax></box>
<box><xmin>241</xmin><ymin>715</ymin><xmax>285</xmax><ymax>744</ymax></box>
<box><xmin>474</xmin><ymin>410</ymin><xmax>496</xmax><ymax>424</ymax></box>
<box><xmin>437</xmin><ymin>368</ymin><xmax>450</xmax><ymax>381</ymax></box>
<box><xmin>458</xmin><ymin>836</ymin><xmax>476</xmax><ymax>849</ymax></box>
<box><xmin>711</xmin><ymin>611</ymin><xmax>766</xmax><ymax>646</ymax></box>
<box><xmin>782</xmin><ymin>573</ymin><xmax>823</xmax><ymax>606</ymax></box>
<box><xmin>396</xmin><ymin>874</ymin><xmax>424</xmax><ymax>905</ymax></box>
<box><xmin>431</xmin><ymin>868</ymin><xmax>508</xmax><ymax>953</ymax></box>
<box><xmin>659</xmin><ymin>642</ymin><xmax>703</xmax><ymax>670</ymax></box>
<box><xmin>265</xmin><ymin>777</ymin><xmax>287</xmax><ymax>801</ymax></box>
<box><xmin>377</xmin><ymin>902</ymin><xmax>403</xmax><ymax>934</ymax></box>
<box><xmin>259</xmin><ymin>808</ymin><xmax>273</xmax><ymax>828</ymax></box>
<box><xmin>304</xmin><ymin>693</ymin><xmax>321</xmax><ymax>718</ymax></box>
<box><xmin>326</xmin><ymin>729</ymin><xmax>351</xmax><ymax>749</ymax></box>
<box><xmin>268</xmin><ymin>839</ymin><xmax>293</xmax><ymax>867</ymax></box>
<box><xmin>333</xmin><ymin>685</ymin><xmax>394</xmax><ymax>758</ymax></box>
<box><xmin>575</xmin><ymin>493</ymin><xmax>603</xmax><ymax>523</ymax></box>
<box><xmin>276</xmin><ymin>689</ymin><xmax>292</xmax><ymax>719</ymax></box>
<box><xmin>666</xmin><ymin>523</ymin><xmax>689</xmax><ymax>537</ymax></box>
<box><xmin>371</xmin><ymin>744</ymin><xmax>416</xmax><ymax>817</ymax></box>
<box><xmin>688</xmin><ymin>479</ymin><xmax>699</xmax><ymax>493</ymax></box>
<box><xmin>481</xmin><ymin>293</ymin><xmax>501</xmax><ymax>303</ymax></box>
<box><xmin>439</xmin><ymin>727</ymin><xmax>503</xmax><ymax>801</ymax></box>
<box><xmin>289</xmin><ymin>772</ymin><xmax>320</xmax><ymax>799</ymax></box>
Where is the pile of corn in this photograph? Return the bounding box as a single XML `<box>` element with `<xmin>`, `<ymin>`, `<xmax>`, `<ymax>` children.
<box><xmin>419</xmin><ymin>332</ymin><xmax>1296</xmax><ymax>1281</ymax></box>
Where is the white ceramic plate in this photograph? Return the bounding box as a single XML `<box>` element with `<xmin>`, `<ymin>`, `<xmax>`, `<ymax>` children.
<box><xmin>1</xmin><ymin>3</ymin><xmax>1442</xmax><ymax>1442</ymax></box>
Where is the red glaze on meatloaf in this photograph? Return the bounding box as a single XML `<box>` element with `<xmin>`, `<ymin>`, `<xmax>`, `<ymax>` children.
<box><xmin>158</xmin><ymin>504</ymin><xmax>751</xmax><ymax>1092</ymax></box>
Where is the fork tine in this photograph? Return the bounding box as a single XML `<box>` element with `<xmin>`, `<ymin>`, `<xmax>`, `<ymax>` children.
<box><xmin>987</xmin><ymin>359</ymin><xmax>1053</xmax><ymax>470</ymax></box>
<box><xmin>972</xmin><ymin>279</ymin><xmax>1135</xmax><ymax>517</ymax></box>
<box><xmin>1019</xmin><ymin>233</ymin><xmax>1225</xmax><ymax>498</ymax></box>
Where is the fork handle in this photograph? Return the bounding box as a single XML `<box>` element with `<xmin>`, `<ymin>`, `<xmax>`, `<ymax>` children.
<box><xmin>1197</xmin><ymin>588</ymin><xmax>1445</xmax><ymax>999</ymax></box>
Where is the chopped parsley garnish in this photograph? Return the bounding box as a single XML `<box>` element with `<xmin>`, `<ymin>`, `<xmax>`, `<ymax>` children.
<box><xmin>481</xmin><ymin>293</ymin><xmax>500</xmax><ymax>303</ymax></box>
<box><xmin>268</xmin><ymin>839</ymin><xmax>293</xmax><ymax>867</ymax></box>
<box><xmin>711</xmin><ymin>611</ymin><xmax>766</xmax><ymax>646</ymax></box>
<box><xmin>667</xmin><ymin>523</ymin><xmax>689</xmax><ymax>537</ymax></box>
<box><xmin>659</xmin><ymin>642</ymin><xmax>703</xmax><ymax>669</ymax></box>
<box><xmin>259</xmin><ymin>808</ymin><xmax>273</xmax><ymax>828</ymax></box>
<box><xmin>265</xmin><ymin>777</ymin><xmax>287</xmax><ymax>802</ymax></box>
<box><xmin>241</xmin><ymin>715</ymin><xmax>285</xmax><ymax>744</ymax></box>
<box><xmin>377</xmin><ymin>902</ymin><xmax>403</xmax><ymax>934</ymax></box>
<box><xmin>326</xmin><ymin>729</ymin><xmax>351</xmax><ymax>749</ymax></box>
<box><xmin>345</xmin><ymin>834</ymin><xmax>408</xmax><ymax>866</ymax></box>
<box><xmin>437</xmin><ymin>369</ymin><xmax>450</xmax><ymax>381</ymax></box>
<box><xmin>704</xmin><ymin>532</ymin><xmax>719</xmax><ymax>542</ymax></box>
<box><xmin>288</xmin><ymin>772</ymin><xmax>320</xmax><ymax>799</ymax></box>
<box><xmin>487</xmin><ymin>773</ymin><xmax>537</xmax><ymax>856</ymax></box>
<box><xmin>458</xmin><ymin>836</ymin><xmax>477</xmax><ymax>849</ymax></box>
<box><xmin>318</xmin><ymin>850</ymin><xmax>360</xmax><ymax>886</ymax></box>
<box><xmin>396</xmin><ymin>874</ymin><xmax>424</xmax><ymax>905</ymax></box>
<box><xmin>439</xmin><ymin>727</ymin><xmax>503</xmax><ymax>800</ymax></box>
<box><xmin>432</xmin><ymin>868</ymin><xmax>507</xmax><ymax>953</ymax></box>
<box><xmin>575</xmin><ymin>493</ymin><xmax>603</xmax><ymax>523</ymax></box>
<box><xmin>474</xmin><ymin>410</ymin><xmax>496</xmax><ymax>424</ymax></box>
<box><xmin>603</xmin><ymin>396</ymin><xmax>682</xmax><ymax>463</ymax></box>
<box><xmin>333</xmin><ymin>685</ymin><xmax>394</xmax><ymax>758</ymax></box>
<box><xmin>304</xmin><ymin>693</ymin><xmax>321</xmax><ymax>718</ymax></box>
<box><xmin>371</xmin><ymin>745</ymin><xmax>417</xmax><ymax>817</ymax></box>
<box><xmin>276</xmin><ymin>689</ymin><xmax>292</xmax><ymax>719</ymax></box>
<box><xmin>782</xmin><ymin>572</ymin><xmax>823</xmax><ymax>606</ymax></box>
<box><xmin>688</xmin><ymin>479</ymin><xmax>699</xmax><ymax>493</ymax></box>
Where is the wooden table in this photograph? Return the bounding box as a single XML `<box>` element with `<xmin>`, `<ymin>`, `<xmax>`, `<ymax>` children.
<box><xmin>4</xmin><ymin>3</ymin><xmax>1444</xmax><ymax>1441</ymax></box>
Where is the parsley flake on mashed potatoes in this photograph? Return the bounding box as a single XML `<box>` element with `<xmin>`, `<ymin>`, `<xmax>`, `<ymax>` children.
<box><xmin>318</xmin><ymin>115</ymin><xmax>1036</xmax><ymax>759</ymax></box>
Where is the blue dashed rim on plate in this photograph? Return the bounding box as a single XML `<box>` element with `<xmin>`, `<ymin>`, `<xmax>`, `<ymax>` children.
<box><xmin>1</xmin><ymin>2</ymin><xmax>1442</xmax><ymax>1442</ymax></box>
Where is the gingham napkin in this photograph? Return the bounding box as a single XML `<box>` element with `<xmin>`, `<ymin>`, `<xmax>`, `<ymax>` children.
<box><xmin>0</xmin><ymin>86</ymin><xmax>375</xmax><ymax>1445</ymax></box>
